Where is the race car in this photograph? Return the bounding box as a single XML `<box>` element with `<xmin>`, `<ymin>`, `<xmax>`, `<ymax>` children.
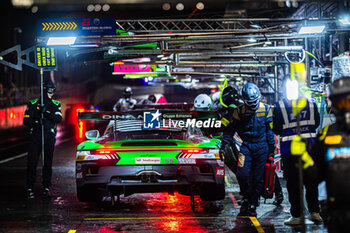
<box><xmin>75</xmin><ymin>109</ymin><xmax>225</xmax><ymax>207</ymax></box>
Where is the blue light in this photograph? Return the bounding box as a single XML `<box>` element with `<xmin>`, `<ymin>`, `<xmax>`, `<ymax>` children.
<box><xmin>144</xmin><ymin>77</ymin><xmax>149</xmax><ymax>83</ymax></box>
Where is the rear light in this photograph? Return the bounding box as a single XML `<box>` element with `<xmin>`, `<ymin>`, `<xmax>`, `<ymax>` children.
<box><xmin>90</xmin><ymin>149</ymin><xmax>120</xmax><ymax>160</ymax></box>
<box><xmin>96</xmin><ymin>150</ymin><xmax>111</xmax><ymax>154</ymax></box>
<box><xmin>75</xmin><ymin>108</ymin><xmax>85</xmax><ymax>140</ymax></box>
<box><xmin>177</xmin><ymin>148</ymin><xmax>213</xmax><ymax>159</ymax></box>
<box><xmin>183</xmin><ymin>148</ymin><xmax>208</xmax><ymax>154</ymax></box>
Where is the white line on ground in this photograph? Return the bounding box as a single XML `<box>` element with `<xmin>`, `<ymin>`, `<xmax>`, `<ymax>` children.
<box><xmin>0</xmin><ymin>152</ymin><xmax>27</xmax><ymax>164</ymax></box>
<box><xmin>0</xmin><ymin>137</ymin><xmax>72</xmax><ymax>164</ymax></box>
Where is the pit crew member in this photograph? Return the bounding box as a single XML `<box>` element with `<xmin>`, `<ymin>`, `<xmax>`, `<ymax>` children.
<box><xmin>113</xmin><ymin>87</ymin><xmax>137</xmax><ymax>112</ymax></box>
<box><xmin>23</xmin><ymin>80</ymin><xmax>62</xmax><ymax>198</ymax></box>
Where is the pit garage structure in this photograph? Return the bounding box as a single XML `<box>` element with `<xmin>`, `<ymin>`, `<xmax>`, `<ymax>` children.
<box><xmin>32</xmin><ymin>2</ymin><xmax>349</xmax><ymax>107</ymax></box>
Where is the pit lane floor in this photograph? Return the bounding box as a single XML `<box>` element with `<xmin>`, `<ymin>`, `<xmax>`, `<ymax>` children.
<box><xmin>0</xmin><ymin>134</ymin><xmax>328</xmax><ymax>233</ymax></box>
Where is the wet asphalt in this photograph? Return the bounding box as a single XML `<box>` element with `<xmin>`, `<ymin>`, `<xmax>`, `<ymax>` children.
<box><xmin>0</xmin><ymin>126</ymin><xmax>328</xmax><ymax>233</ymax></box>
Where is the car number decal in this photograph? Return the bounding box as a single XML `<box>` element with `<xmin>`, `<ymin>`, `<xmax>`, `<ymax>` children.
<box><xmin>165</xmin><ymin>158</ymin><xmax>174</xmax><ymax>164</ymax></box>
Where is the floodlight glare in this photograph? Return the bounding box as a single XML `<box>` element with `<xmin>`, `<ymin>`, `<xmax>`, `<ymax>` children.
<box><xmin>298</xmin><ymin>25</ymin><xmax>325</xmax><ymax>34</ymax></box>
<box><xmin>47</xmin><ymin>37</ymin><xmax>76</xmax><ymax>45</ymax></box>
<box><xmin>339</xmin><ymin>19</ymin><xmax>350</xmax><ymax>25</ymax></box>
<box><xmin>286</xmin><ymin>79</ymin><xmax>299</xmax><ymax>100</ymax></box>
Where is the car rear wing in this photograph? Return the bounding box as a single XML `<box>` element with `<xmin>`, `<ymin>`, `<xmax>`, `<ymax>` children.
<box><xmin>133</xmin><ymin>103</ymin><xmax>193</xmax><ymax>110</ymax></box>
<box><xmin>78</xmin><ymin>110</ymin><xmax>219</xmax><ymax>121</ymax></box>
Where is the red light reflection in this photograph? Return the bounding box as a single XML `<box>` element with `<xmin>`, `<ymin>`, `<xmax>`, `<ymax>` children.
<box><xmin>156</xmin><ymin>216</ymin><xmax>208</xmax><ymax>233</ymax></box>
<box><xmin>0</xmin><ymin>105</ymin><xmax>26</xmax><ymax>129</ymax></box>
<box><xmin>74</xmin><ymin>107</ymin><xmax>85</xmax><ymax>140</ymax></box>
<box><xmin>95</xmin><ymin>226</ymin><xmax>118</xmax><ymax>233</ymax></box>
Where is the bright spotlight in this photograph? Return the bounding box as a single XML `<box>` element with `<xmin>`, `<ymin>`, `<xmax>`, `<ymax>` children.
<box><xmin>102</xmin><ymin>4</ymin><xmax>110</xmax><ymax>11</ymax></box>
<box><xmin>94</xmin><ymin>4</ymin><xmax>101</xmax><ymax>12</ymax></box>
<box><xmin>247</xmin><ymin>38</ymin><xmax>257</xmax><ymax>43</ymax></box>
<box><xmin>286</xmin><ymin>79</ymin><xmax>299</xmax><ymax>100</ymax></box>
<box><xmin>298</xmin><ymin>25</ymin><xmax>325</xmax><ymax>34</ymax></box>
<box><xmin>47</xmin><ymin>37</ymin><xmax>76</xmax><ymax>45</ymax></box>
<box><xmin>176</xmin><ymin>3</ymin><xmax>184</xmax><ymax>11</ymax></box>
<box><xmin>339</xmin><ymin>19</ymin><xmax>350</xmax><ymax>25</ymax></box>
<box><xmin>196</xmin><ymin>2</ymin><xmax>204</xmax><ymax>10</ymax></box>
<box><xmin>87</xmin><ymin>4</ymin><xmax>94</xmax><ymax>12</ymax></box>
<box><xmin>162</xmin><ymin>3</ymin><xmax>171</xmax><ymax>11</ymax></box>
<box><xmin>31</xmin><ymin>5</ymin><xmax>38</xmax><ymax>13</ymax></box>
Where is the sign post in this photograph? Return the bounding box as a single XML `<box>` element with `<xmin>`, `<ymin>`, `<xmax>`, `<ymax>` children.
<box><xmin>40</xmin><ymin>68</ymin><xmax>45</xmax><ymax>166</ymax></box>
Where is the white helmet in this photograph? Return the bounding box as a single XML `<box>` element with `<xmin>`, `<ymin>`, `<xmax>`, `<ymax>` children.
<box><xmin>194</xmin><ymin>94</ymin><xmax>212</xmax><ymax>110</ymax></box>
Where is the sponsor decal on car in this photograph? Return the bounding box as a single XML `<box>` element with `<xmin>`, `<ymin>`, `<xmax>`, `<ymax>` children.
<box><xmin>216</xmin><ymin>160</ymin><xmax>224</xmax><ymax>167</ymax></box>
<box><xmin>215</xmin><ymin>167</ymin><xmax>225</xmax><ymax>177</ymax></box>
<box><xmin>178</xmin><ymin>158</ymin><xmax>196</xmax><ymax>164</ymax></box>
<box><xmin>135</xmin><ymin>157</ymin><xmax>161</xmax><ymax>164</ymax></box>
<box><xmin>76</xmin><ymin>155</ymin><xmax>86</xmax><ymax>161</ymax></box>
<box><xmin>143</xmin><ymin>110</ymin><xmax>221</xmax><ymax>129</ymax></box>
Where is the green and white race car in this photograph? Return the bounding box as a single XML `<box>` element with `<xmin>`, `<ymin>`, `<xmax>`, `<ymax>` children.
<box><xmin>75</xmin><ymin>109</ymin><xmax>225</xmax><ymax>206</ymax></box>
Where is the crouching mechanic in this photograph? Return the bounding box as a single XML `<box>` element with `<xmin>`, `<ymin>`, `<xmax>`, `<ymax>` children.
<box><xmin>23</xmin><ymin>80</ymin><xmax>62</xmax><ymax>198</ymax></box>
<box><xmin>291</xmin><ymin>77</ymin><xmax>350</xmax><ymax>232</ymax></box>
<box><xmin>220</xmin><ymin>83</ymin><xmax>275</xmax><ymax>216</ymax></box>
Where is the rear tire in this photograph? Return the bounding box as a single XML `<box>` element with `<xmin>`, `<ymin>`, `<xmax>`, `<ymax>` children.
<box><xmin>200</xmin><ymin>183</ymin><xmax>225</xmax><ymax>201</ymax></box>
<box><xmin>76</xmin><ymin>186</ymin><xmax>100</xmax><ymax>202</ymax></box>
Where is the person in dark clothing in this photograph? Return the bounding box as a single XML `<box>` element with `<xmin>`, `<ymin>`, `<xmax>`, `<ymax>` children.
<box><xmin>220</xmin><ymin>83</ymin><xmax>276</xmax><ymax>217</ymax></box>
<box><xmin>292</xmin><ymin>77</ymin><xmax>350</xmax><ymax>232</ymax></box>
<box><xmin>23</xmin><ymin>80</ymin><xmax>62</xmax><ymax>198</ymax></box>
<box><xmin>273</xmin><ymin>79</ymin><xmax>322</xmax><ymax>225</ymax></box>
<box><xmin>113</xmin><ymin>87</ymin><xmax>137</xmax><ymax>112</ymax></box>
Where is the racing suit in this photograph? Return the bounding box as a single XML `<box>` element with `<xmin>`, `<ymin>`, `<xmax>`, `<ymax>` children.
<box><xmin>23</xmin><ymin>97</ymin><xmax>62</xmax><ymax>188</ymax></box>
<box><xmin>113</xmin><ymin>97</ymin><xmax>137</xmax><ymax>112</ymax></box>
<box><xmin>273</xmin><ymin>98</ymin><xmax>320</xmax><ymax>218</ymax></box>
<box><xmin>222</xmin><ymin>102</ymin><xmax>275</xmax><ymax>206</ymax></box>
<box><xmin>305</xmin><ymin>123</ymin><xmax>350</xmax><ymax>232</ymax></box>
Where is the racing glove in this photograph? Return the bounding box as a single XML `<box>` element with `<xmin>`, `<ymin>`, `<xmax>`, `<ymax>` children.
<box><xmin>291</xmin><ymin>136</ymin><xmax>314</xmax><ymax>169</ymax></box>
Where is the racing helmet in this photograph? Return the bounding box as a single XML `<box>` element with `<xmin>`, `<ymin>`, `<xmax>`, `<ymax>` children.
<box><xmin>43</xmin><ymin>80</ymin><xmax>56</xmax><ymax>94</ymax></box>
<box><xmin>194</xmin><ymin>94</ymin><xmax>212</xmax><ymax>110</ymax></box>
<box><xmin>221</xmin><ymin>86</ymin><xmax>241</xmax><ymax>108</ymax></box>
<box><xmin>148</xmin><ymin>94</ymin><xmax>157</xmax><ymax>103</ymax></box>
<box><xmin>328</xmin><ymin>77</ymin><xmax>350</xmax><ymax>129</ymax></box>
<box><xmin>241</xmin><ymin>82</ymin><xmax>261</xmax><ymax>111</ymax></box>
<box><xmin>123</xmin><ymin>87</ymin><xmax>133</xmax><ymax>98</ymax></box>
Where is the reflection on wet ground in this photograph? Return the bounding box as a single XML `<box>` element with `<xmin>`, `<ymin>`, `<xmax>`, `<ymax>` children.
<box><xmin>0</xmin><ymin>138</ymin><xmax>328</xmax><ymax>233</ymax></box>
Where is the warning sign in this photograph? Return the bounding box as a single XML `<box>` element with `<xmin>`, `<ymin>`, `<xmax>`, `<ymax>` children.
<box><xmin>35</xmin><ymin>46</ymin><xmax>57</xmax><ymax>70</ymax></box>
